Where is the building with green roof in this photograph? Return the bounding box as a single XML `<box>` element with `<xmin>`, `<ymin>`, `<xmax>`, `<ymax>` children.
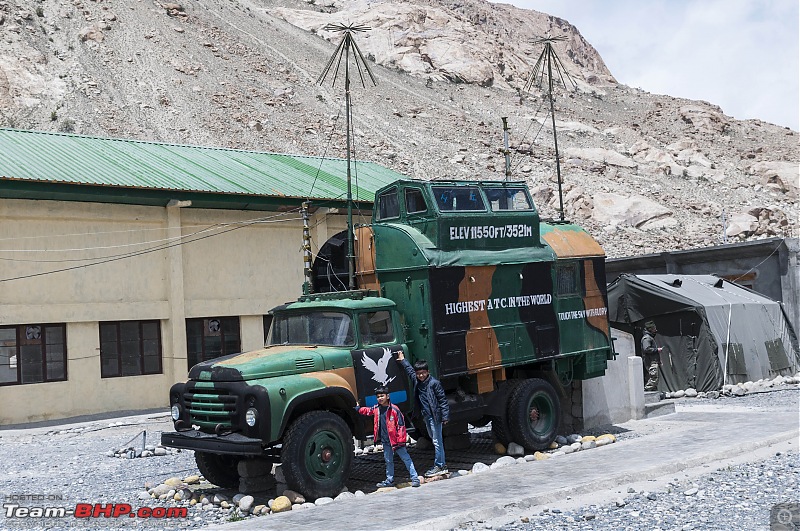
<box><xmin>0</xmin><ymin>129</ymin><xmax>405</xmax><ymax>424</ymax></box>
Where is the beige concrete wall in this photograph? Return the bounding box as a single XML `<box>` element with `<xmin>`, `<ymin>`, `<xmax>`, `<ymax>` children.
<box><xmin>0</xmin><ymin>198</ymin><xmax>349</xmax><ymax>425</ymax></box>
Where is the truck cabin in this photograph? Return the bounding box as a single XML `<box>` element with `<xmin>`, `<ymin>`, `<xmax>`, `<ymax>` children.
<box><xmin>373</xmin><ymin>179</ymin><xmax>542</xmax><ymax>250</ymax></box>
<box><xmin>267</xmin><ymin>294</ymin><xmax>400</xmax><ymax>351</ymax></box>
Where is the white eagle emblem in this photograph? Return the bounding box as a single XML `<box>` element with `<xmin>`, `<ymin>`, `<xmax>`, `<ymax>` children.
<box><xmin>361</xmin><ymin>348</ymin><xmax>396</xmax><ymax>386</ymax></box>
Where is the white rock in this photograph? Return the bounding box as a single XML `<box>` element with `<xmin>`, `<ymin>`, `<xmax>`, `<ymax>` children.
<box><xmin>137</xmin><ymin>491</ymin><xmax>151</xmax><ymax>500</ymax></box>
<box><xmin>592</xmin><ymin>192</ymin><xmax>672</xmax><ymax>229</ymax></box>
<box><xmin>684</xmin><ymin>488</ymin><xmax>699</xmax><ymax>496</ymax></box>
<box><xmin>564</xmin><ymin>147</ymin><xmax>636</xmax><ymax>168</ymax></box>
<box><xmin>562</xmin><ymin>446</ymin><xmax>574</xmax><ymax>454</ymax></box>
<box><xmin>238</xmin><ymin>495</ymin><xmax>255</xmax><ymax>512</ymax></box>
<box><xmin>491</xmin><ymin>456</ymin><xmax>517</xmax><ymax>469</ymax></box>
<box><xmin>673</xmin><ymin>390</ymin><xmax>685</xmax><ymax>398</ymax></box>
<box><xmin>472</xmin><ymin>462</ymin><xmax>490</xmax><ymax>474</ymax></box>
<box><xmin>570</xmin><ymin>442</ymin><xmax>582</xmax><ymax>451</ymax></box>
<box><xmin>334</xmin><ymin>492</ymin><xmax>355</xmax><ymax>501</ymax></box>
<box><xmin>282</xmin><ymin>490</ymin><xmax>305</xmax><ymax>504</ymax></box>
<box><xmin>315</xmin><ymin>497</ymin><xmax>334</xmax><ymax>506</ymax></box>
<box><xmin>507</xmin><ymin>442</ymin><xmax>525</xmax><ymax>456</ymax></box>
<box><xmin>516</xmin><ymin>457</ymin><xmax>526</xmax><ymax>463</ymax></box>
<box><xmin>151</xmin><ymin>484</ymin><xmax>171</xmax><ymax>497</ymax></box>
<box><xmin>685</xmin><ymin>388</ymin><xmax>698</xmax><ymax>397</ymax></box>
<box><xmin>524</xmin><ymin>454</ymin><xmax>536</xmax><ymax>461</ymax></box>
<box><xmin>354</xmin><ymin>490</ymin><xmax>366</xmax><ymax>497</ymax></box>
<box><xmin>581</xmin><ymin>441</ymin><xmax>596</xmax><ymax>450</ymax></box>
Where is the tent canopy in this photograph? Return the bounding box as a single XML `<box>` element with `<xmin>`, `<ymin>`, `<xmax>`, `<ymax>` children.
<box><xmin>608</xmin><ymin>274</ymin><xmax>799</xmax><ymax>392</ymax></box>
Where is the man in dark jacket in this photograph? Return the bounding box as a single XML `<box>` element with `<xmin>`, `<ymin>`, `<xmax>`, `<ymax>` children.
<box><xmin>641</xmin><ymin>320</ymin><xmax>663</xmax><ymax>391</ymax></box>
<box><xmin>396</xmin><ymin>351</ymin><xmax>449</xmax><ymax>477</ymax></box>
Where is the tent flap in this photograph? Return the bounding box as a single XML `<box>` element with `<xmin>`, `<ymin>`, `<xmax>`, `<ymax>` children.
<box><xmin>608</xmin><ymin>274</ymin><xmax>800</xmax><ymax>392</ymax></box>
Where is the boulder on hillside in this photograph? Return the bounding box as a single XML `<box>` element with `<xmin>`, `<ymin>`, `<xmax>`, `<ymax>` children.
<box><xmin>746</xmin><ymin>161</ymin><xmax>799</xmax><ymax>194</ymax></box>
<box><xmin>591</xmin><ymin>192</ymin><xmax>672</xmax><ymax>228</ymax></box>
<box><xmin>725</xmin><ymin>212</ymin><xmax>758</xmax><ymax>238</ymax></box>
<box><xmin>679</xmin><ymin>105</ymin><xmax>730</xmax><ymax>134</ymax></box>
<box><xmin>563</xmin><ymin>147</ymin><xmax>636</xmax><ymax>168</ymax></box>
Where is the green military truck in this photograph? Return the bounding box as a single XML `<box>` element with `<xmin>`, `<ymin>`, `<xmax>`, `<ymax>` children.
<box><xmin>162</xmin><ymin>179</ymin><xmax>614</xmax><ymax>499</ymax></box>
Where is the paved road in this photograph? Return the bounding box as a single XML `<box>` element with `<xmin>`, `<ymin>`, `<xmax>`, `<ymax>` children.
<box><xmin>215</xmin><ymin>401</ymin><xmax>799</xmax><ymax>531</ymax></box>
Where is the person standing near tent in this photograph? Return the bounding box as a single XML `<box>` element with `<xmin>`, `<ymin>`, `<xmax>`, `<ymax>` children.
<box><xmin>641</xmin><ymin>320</ymin><xmax>663</xmax><ymax>391</ymax></box>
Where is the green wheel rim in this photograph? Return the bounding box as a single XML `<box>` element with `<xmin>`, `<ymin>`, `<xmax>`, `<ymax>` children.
<box><xmin>528</xmin><ymin>391</ymin><xmax>555</xmax><ymax>437</ymax></box>
<box><xmin>304</xmin><ymin>429</ymin><xmax>345</xmax><ymax>481</ymax></box>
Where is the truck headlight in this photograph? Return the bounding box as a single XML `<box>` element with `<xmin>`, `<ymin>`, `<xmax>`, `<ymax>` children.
<box><xmin>245</xmin><ymin>408</ymin><xmax>258</xmax><ymax>427</ymax></box>
<box><xmin>171</xmin><ymin>405</ymin><xmax>181</xmax><ymax>421</ymax></box>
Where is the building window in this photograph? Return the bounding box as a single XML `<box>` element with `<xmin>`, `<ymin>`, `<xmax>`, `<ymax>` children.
<box><xmin>263</xmin><ymin>314</ymin><xmax>273</xmax><ymax>345</ymax></box>
<box><xmin>100</xmin><ymin>321</ymin><xmax>162</xmax><ymax>378</ymax></box>
<box><xmin>186</xmin><ymin>317</ymin><xmax>241</xmax><ymax>369</ymax></box>
<box><xmin>0</xmin><ymin>324</ymin><xmax>67</xmax><ymax>385</ymax></box>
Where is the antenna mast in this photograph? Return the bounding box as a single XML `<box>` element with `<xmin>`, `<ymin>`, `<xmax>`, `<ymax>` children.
<box><xmin>317</xmin><ymin>23</ymin><xmax>376</xmax><ymax>290</ymax></box>
<box><xmin>524</xmin><ymin>36</ymin><xmax>576</xmax><ymax>222</ymax></box>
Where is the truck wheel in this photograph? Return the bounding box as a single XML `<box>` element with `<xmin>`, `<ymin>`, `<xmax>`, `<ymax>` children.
<box><xmin>490</xmin><ymin>380</ymin><xmax>520</xmax><ymax>445</ymax></box>
<box><xmin>490</xmin><ymin>414</ymin><xmax>513</xmax><ymax>446</ymax></box>
<box><xmin>194</xmin><ymin>452</ymin><xmax>240</xmax><ymax>489</ymax></box>
<box><xmin>281</xmin><ymin>411</ymin><xmax>353</xmax><ymax>500</ymax></box>
<box><xmin>507</xmin><ymin>378</ymin><xmax>560</xmax><ymax>451</ymax></box>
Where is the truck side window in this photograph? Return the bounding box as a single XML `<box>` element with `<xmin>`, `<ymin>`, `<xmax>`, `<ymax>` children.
<box><xmin>377</xmin><ymin>189</ymin><xmax>400</xmax><ymax>220</ymax></box>
<box><xmin>556</xmin><ymin>263</ymin><xmax>582</xmax><ymax>297</ymax></box>
<box><xmin>405</xmin><ymin>188</ymin><xmax>428</xmax><ymax>214</ymax></box>
<box><xmin>358</xmin><ymin>311</ymin><xmax>394</xmax><ymax>346</ymax></box>
<box><xmin>485</xmin><ymin>188</ymin><xmax>533</xmax><ymax>211</ymax></box>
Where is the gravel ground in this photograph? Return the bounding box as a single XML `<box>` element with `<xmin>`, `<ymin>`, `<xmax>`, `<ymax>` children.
<box><xmin>458</xmin><ymin>387</ymin><xmax>800</xmax><ymax>531</ymax></box>
<box><xmin>493</xmin><ymin>450</ymin><xmax>799</xmax><ymax>531</ymax></box>
<box><xmin>1</xmin><ymin>386</ymin><xmax>797</xmax><ymax>531</ymax></box>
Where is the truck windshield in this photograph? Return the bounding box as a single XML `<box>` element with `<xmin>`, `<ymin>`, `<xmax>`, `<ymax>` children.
<box><xmin>431</xmin><ymin>186</ymin><xmax>486</xmax><ymax>211</ymax></box>
<box><xmin>484</xmin><ymin>188</ymin><xmax>532</xmax><ymax>211</ymax></box>
<box><xmin>267</xmin><ymin>311</ymin><xmax>355</xmax><ymax>347</ymax></box>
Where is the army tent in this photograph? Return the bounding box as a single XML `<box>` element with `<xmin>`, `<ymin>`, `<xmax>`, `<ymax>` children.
<box><xmin>607</xmin><ymin>274</ymin><xmax>799</xmax><ymax>392</ymax></box>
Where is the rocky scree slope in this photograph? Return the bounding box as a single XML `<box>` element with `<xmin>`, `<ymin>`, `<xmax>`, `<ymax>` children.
<box><xmin>0</xmin><ymin>0</ymin><xmax>796</xmax><ymax>257</ymax></box>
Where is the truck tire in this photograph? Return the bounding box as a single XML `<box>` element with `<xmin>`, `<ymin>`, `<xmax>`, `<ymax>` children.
<box><xmin>507</xmin><ymin>378</ymin><xmax>560</xmax><ymax>451</ymax></box>
<box><xmin>194</xmin><ymin>452</ymin><xmax>240</xmax><ymax>489</ymax></box>
<box><xmin>490</xmin><ymin>380</ymin><xmax>520</xmax><ymax>445</ymax></box>
<box><xmin>281</xmin><ymin>411</ymin><xmax>354</xmax><ymax>500</ymax></box>
<box><xmin>490</xmin><ymin>415</ymin><xmax>513</xmax><ymax>446</ymax></box>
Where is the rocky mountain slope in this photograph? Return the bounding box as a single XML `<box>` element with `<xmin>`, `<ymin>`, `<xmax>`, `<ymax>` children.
<box><xmin>1</xmin><ymin>0</ymin><xmax>796</xmax><ymax>257</ymax></box>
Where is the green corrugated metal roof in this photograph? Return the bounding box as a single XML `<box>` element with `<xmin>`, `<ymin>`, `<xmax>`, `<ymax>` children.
<box><xmin>0</xmin><ymin>129</ymin><xmax>406</xmax><ymax>207</ymax></box>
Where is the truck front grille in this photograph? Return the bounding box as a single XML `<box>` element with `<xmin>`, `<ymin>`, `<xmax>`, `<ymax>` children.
<box><xmin>183</xmin><ymin>388</ymin><xmax>237</xmax><ymax>427</ymax></box>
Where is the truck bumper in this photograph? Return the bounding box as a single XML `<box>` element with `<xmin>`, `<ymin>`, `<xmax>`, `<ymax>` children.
<box><xmin>161</xmin><ymin>430</ymin><xmax>264</xmax><ymax>455</ymax></box>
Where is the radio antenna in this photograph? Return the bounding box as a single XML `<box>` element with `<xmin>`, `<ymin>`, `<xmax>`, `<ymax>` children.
<box><xmin>524</xmin><ymin>36</ymin><xmax>576</xmax><ymax>222</ymax></box>
<box><xmin>317</xmin><ymin>23</ymin><xmax>376</xmax><ymax>290</ymax></box>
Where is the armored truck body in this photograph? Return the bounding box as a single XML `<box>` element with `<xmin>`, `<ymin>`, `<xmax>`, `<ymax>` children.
<box><xmin>163</xmin><ymin>179</ymin><xmax>613</xmax><ymax>499</ymax></box>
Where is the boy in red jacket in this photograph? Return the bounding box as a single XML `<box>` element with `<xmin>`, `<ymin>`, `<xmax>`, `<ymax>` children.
<box><xmin>355</xmin><ymin>386</ymin><xmax>420</xmax><ymax>488</ymax></box>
